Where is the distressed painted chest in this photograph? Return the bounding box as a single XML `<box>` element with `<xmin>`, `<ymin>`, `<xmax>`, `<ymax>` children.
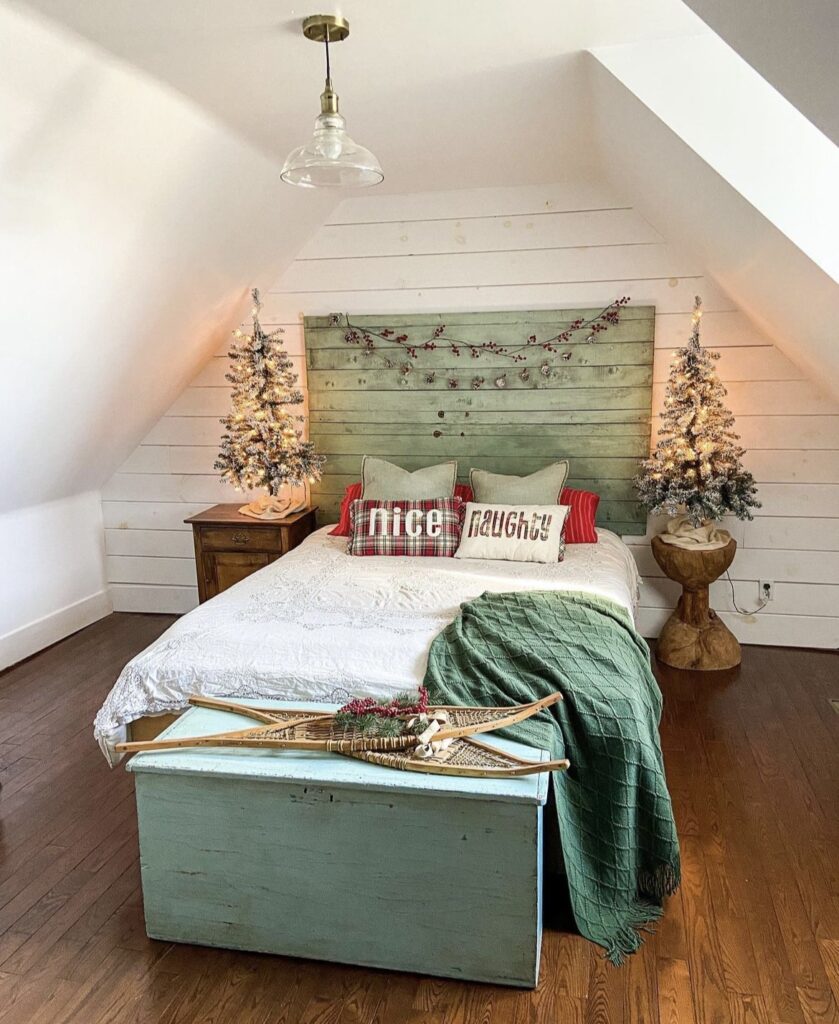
<box><xmin>127</xmin><ymin>700</ymin><xmax>549</xmax><ymax>987</ymax></box>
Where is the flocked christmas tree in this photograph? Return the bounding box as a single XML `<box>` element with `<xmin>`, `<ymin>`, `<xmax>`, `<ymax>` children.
<box><xmin>635</xmin><ymin>296</ymin><xmax>760</xmax><ymax>525</ymax></box>
<box><xmin>215</xmin><ymin>289</ymin><xmax>325</xmax><ymax>511</ymax></box>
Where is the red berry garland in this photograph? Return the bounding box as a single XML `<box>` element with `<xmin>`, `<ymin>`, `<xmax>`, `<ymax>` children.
<box><xmin>338</xmin><ymin>686</ymin><xmax>429</xmax><ymax>721</ymax></box>
<box><xmin>338</xmin><ymin>298</ymin><xmax>630</xmax><ymax>371</ymax></box>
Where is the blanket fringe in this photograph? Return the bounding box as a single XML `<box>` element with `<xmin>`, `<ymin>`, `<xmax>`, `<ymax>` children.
<box><xmin>637</xmin><ymin>862</ymin><xmax>681</xmax><ymax>900</ymax></box>
<box><xmin>604</xmin><ymin>862</ymin><xmax>681</xmax><ymax>966</ymax></box>
<box><xmin>605</xmin><ymin>902</ymin><xmax>664</xmax><ymax>966</ymax></box>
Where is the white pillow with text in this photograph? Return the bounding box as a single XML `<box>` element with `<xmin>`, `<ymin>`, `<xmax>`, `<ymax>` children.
<box><xmin>454</xmin><ymin>502</ymin><xmax>570</xmax><ymax>563</ymax></box>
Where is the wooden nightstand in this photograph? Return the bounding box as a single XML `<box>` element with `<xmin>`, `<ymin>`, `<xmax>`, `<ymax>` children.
<box><xmin>185</xmin><ymin>504</ymin><xmax>318</xmax><ymax>603</ymax></box>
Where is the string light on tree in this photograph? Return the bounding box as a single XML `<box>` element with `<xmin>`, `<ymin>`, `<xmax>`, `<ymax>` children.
<box><xmin>635</xmin><ymin>296</ymin><xmax>760</xmax><ymax>526</ymax></box>
<box><xmin>215</xmin><ymin>289</ymin><xmax>325</xmax><ymax>518</ymax></box>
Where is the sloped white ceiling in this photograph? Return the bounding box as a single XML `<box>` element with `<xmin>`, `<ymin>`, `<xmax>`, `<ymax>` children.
<box><xmin>586</xmin><ymin>53</ymin><xmax>839</xmax><ymax>400</ymax></box>
<box><xmin>588</xmin><ymin>27</ymin><xmax>839</xmax><ymax>400</ymax></box>
<box><xmin>0</xmin><ymin>3</ymin><xmax>334</xmax><ymax>513</ymax></box>
<box><xmin>592</xmin><ymin>34</ymin><xmax>839</xmax><ymax>283</ymax></box>
<box><xmin>683</xmin><ymin>0</ymin><xmax>839</xmax><ymax>146</ymax></box>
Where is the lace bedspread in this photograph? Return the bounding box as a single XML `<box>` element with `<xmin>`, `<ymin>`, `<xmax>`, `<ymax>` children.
<box><xmin>94</xmin><ymin>526</ymin><xmax>641</xmax><ymax>764</ymax></box>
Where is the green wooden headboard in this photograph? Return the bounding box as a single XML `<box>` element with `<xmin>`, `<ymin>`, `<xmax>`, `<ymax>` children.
<box><xmin>304</xmin><ymin>307</ymin><xmax>654</xmax><ymax>535</ymax></box>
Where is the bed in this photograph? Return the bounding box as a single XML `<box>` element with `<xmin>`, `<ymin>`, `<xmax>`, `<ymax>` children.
<box><xmin>94</xmin><ymin>525</ymin><xmax>640</xmax><ymax>765</ymax></box>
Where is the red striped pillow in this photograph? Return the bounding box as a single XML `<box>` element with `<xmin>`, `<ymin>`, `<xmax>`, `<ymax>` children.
<box><xmin>328</xmin><ymin>483</ymin><xmax>363</xmax><ymax>536</ymax></box>
<box><xmin>330</xmin><ymin>482</ymin><xmax>473</xmax><ymax>537</ymax></box>
<box><xmin>560</xmin><ymin>487</ymin><xmax>600</xmax><ymax>543</ymax></box>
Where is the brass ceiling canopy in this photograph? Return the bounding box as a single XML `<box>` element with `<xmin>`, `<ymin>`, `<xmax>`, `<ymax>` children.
<box><xmin>301</xmin><ymin>14</ymin><xmax>349</xmax><ymax>43</ymax></box>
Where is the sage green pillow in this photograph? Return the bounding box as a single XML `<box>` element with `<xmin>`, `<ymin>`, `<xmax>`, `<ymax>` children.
<box><xmin>470</xmin><ymin>461</ymin><xmax>569</xmax><ymax>505</ymax></box>
<box><xmin>361</xmin><ymin>456</ymin><xmax>458</xmax><ymax>500</ymax></box>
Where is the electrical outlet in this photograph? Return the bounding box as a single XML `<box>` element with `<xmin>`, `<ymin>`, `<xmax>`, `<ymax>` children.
<box><xmin>759</xmin><ymin>580</ymin><xmax>774</xmax><ymax>602</ymax></box>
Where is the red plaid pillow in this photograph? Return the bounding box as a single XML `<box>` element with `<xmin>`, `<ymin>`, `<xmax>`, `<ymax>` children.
<box><xmin>560</xmin><ymin>487</ymin><xmax>600</xmax><ymax>543</ymax></box>
<box><xmin>330</xmin><ymin>483</ymin><xmax>473</xmax><ymax>537</ymax></box>
<box><xmin>348</xmin><ymin>499</ymin><xmax>464</xmax><ymax>557</ymax></box>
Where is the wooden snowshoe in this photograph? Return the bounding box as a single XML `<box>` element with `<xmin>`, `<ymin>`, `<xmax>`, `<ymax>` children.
<box><xmin>114</xmin><ymin>692</ymin><xmax>567</xmax><ymax>777</ymax></box>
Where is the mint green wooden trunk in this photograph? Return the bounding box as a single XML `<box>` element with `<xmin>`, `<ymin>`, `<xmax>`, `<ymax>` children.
<box><xmin>127</xmin><ymin>701</ymin><xmax>549</xmax><ymax>987</ymax></box>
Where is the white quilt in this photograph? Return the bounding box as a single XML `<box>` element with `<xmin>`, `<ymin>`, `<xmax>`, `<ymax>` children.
<box><xmin>95</xmin><ymin>527</ymin><xmax>641</xmax><ymax>764</ymax></box>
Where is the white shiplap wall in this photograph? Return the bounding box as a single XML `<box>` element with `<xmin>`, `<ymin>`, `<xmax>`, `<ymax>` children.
<box><xmin>103</xmin><ymin>182</ymin><xmax>839</xmax><ymax>649</ymax></box>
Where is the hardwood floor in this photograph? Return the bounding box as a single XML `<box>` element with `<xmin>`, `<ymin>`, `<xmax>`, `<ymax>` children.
<box><xmin>0</xmin><ymin>613</ymin><xmax>837</xmax><ymax>1024</ymax></box>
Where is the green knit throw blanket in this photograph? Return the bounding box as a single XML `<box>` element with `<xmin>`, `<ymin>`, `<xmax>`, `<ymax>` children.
<box><xmin>423</xmin><ymin>590</ymin><xmax>680</xmax><ymax>964</ymax></box>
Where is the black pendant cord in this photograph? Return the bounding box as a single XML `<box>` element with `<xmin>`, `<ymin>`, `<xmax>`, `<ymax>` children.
<box><xmin>324</xmin><ymin>32</ymin><xmax>332</xmax><ymax>87</ymax></box>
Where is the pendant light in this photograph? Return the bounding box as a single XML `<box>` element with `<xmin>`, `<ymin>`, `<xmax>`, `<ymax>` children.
<box><xmin>281</xmin><ymin>14</ymin><xmax>383</xmax><ymax>189</ymax></box>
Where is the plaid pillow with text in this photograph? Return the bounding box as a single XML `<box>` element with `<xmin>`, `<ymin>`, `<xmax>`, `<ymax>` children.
<box><xmin>348</xmin><ymin>498</ymin><xmax>465</xmax><ymax>557</ymax></box>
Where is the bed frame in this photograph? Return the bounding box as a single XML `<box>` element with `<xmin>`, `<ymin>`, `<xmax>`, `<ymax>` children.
<box><xmin>127</xmin><ymin>713</ymin><xmax>181</xmax><ymax>743</ymax></box>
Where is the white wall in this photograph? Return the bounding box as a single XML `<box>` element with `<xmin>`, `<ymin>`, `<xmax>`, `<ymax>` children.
<box><xmin>0</xmin><ymin>4</ymin><xmax>333</xmax><ymax>661</ymax></box>
<box><xmin>103</xmin><ymin>182</ymin><xmax>839</xmax><ymax>649</ymax></box>
<box><xmin>0</xmin><ymin>493</ymin><xmax>110</xmax><ymax>670</ymax></box>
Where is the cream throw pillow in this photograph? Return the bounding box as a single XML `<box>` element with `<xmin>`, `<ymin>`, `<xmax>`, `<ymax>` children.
<box><xmin>454</xmin><ymin>502</ymin><xmax>570</xmax><ymax>563</ymax></box>
<box><xmin>470</xmin><ymin>462</ymin><xmax>569</xmax><ymax>504</ymax></box>
<box><xmin>361</xmin><ymin>456</ymin><xmax>457</xmax><ymax>500</ymax></box>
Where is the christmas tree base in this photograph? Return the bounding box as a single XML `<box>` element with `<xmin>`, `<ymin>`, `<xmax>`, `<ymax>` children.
<box><xmin>657</xmin><ymin>514</ymin><xmax>732</xmax><ymax>551</ymax></box>
<box><xmin>651</xmin><ymin>535</ymin><xmax>741</xmax><ymax>671</ymax></box>
<box><xmin>239</xmin><ymin>495</ymin><xmax>307</xmax><ymax>521</ymax></box>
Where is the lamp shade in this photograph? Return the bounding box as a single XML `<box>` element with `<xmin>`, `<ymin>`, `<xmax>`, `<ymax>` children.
<box><xmin>281</xmin><ymin>111</ymin><xmax>383</xmax><ymax>189</ymax></box>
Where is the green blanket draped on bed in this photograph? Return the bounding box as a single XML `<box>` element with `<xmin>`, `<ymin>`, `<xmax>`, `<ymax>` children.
<box><xmin>423</xmin><ymin>590</ymin><xmax>680</xmax><ymax>964</ymax></box>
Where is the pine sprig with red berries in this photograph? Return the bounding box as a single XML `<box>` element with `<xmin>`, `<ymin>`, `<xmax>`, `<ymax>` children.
<box><xmin>334</xmin><ymin>688</ymin><xmax>430</xmax><ymax>736</ymax></box>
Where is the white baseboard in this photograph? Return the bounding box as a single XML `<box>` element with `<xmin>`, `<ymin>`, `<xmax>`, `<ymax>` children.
<box><xmin>0</xmin><ymin>589</ymin><xmax>113</xmax><ymax>671</ymax></box>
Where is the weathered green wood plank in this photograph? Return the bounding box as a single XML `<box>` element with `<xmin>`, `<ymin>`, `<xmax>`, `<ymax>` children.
<box><xmin>311</xmin><ymin>408</ymin><xmax>652</xmax><ymax>426</ymax></box>
<box><xmin>304</xmin><ymin>307</ymin><xmax>654</xmax><ymax>535</ymax></box>
<box><xmin>305</xmin><ymin>307</ymin><xmax>655</xmax><ymax>329</ymax></box>
<box><xmin>308</xmin><ymin>365</ymin><xmax>652</xmax><ymax>392</ymax></box>
<box><xmin>587</xmin><ymin>521</ymin><xmax>641</xmax><ymax>536</ymax></box>
<box><xmin>307</xmin><ymin>322</ymin><xmax>654</xmax><ymax>345</ymax></box>
<box><xmin>307</xmin><ymin>435</ymin><xmax>648</xmax><ymax>460</ymax></box>
<box><xmin>312</xmin><ymin>475</ymin><xmax>639</xmax><ymax>500</ymax></box>
<box><xmin>310</xmin><ymin>421</ymin><xmax>651</xmax><ymax>438</ymax></box>
<box><xmin>309</xmin><ymin>388</ymin><xmax>652</xmax><ymax>413</ymax></box>
<box><xmin>308</xmin><ymin>341</ymin><xmax>653</xmax><ymax>370</ymax></box>
<box><xmin>313</xmin><ymin>454</ymin><xmax>646</xmax><ymax>480</ymax></box>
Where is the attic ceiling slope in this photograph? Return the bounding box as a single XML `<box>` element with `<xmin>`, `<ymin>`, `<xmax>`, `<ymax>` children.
<box><xmin>586</xmin><ymin>51</ymin><xmax>839</xmax><ymax>401</ymax></box>
<box><xmin>592</xmin><ymin>34</ymin><xmax>839</xmax><ymax>285</ymax></box>
<box><xmin>0</xmin><ymin>1</ymin><xmax>335</xmax><ymax>514</ymax></box>
<box><xmin>683</xmin><ymin>0</ymin><xmax>839</xmax><ymax>146</ymax></box>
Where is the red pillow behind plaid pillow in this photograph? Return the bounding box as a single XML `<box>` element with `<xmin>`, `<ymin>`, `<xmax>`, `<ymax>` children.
<box><xmin>348</xmin><ymin>498</ymin><xmax>465</xmax><ymax>557</ymax></box>
<box><xmin>328</xmin><ymin>482</ymin><xmax>363</xmax><ymax>537</ymax></box>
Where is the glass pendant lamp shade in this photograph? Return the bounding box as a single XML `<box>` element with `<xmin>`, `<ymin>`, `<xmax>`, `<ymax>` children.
<box><xmin>281</xmin><ymin>111</ymin><xmax>383</xmax><ymax>188</ymax></box>
<box><xmin>282</xmin><ymin>15</ymin><xmax>383</xmax><ymax>189</ymax></box>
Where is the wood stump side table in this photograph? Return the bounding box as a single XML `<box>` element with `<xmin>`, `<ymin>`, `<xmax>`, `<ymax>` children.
<box><xmin>651</xmin><ymin>535</ymin><xmax>741</xmax><ymax>671</ymax></box>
